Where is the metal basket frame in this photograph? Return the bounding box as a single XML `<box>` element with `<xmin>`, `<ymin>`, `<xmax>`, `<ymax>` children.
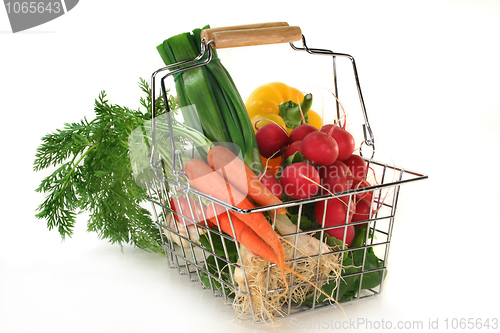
<box><xmin>145</xmin><ymin>33</ymin><xmax>428</xmax><ymax>322</ymax></box>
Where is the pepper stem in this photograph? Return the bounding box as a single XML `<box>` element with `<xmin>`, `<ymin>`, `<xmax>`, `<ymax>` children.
<box><xmin>279</xmin><ymin>93</ymin><xmax>313</xmax><ymax>129</ymax></box>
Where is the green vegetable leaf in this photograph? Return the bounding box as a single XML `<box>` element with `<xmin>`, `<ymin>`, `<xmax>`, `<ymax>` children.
<box><xmin>157</xmin><ymin>26</ymin><xmax>264</xmax><ymax>175</ymax></box>
<box><xmin>322</xmin><ymin>233</ymin><xmax>347</xmax><ymax>249</ymax></box>
<box><xmin>302</xmin><ymin>228</ymin><xmax>386</xmax><ymax>306</ymax></box>
<box><xmin>359</xmin><ymin>247</ymin><xmax>385</xmax><ymax>289</ymax></box>
<box><xmin>287</xmin><ymin>202</ymin><xmax>321</xmax><ymax>231</ymax></box>
<box><xmin>33</xmin><ymin>79</ymin><xmax>175</xmax><ymax>253</ymax></box>
<box><xmin>350</xmin><ymin>224</ymin><xmax>369</xmax><ymax>248</ymax></box>
<box><xmin>276</xmin><ymin>151</ymin><xmax>308</xmax><ymax>182</ymax></box>
<box><xmin>199</xmin><ymin>229</ymin><xmax>239</xmax><ymax>297</ymax></box>
<box><xmin>199</xmin><ymin>229</ymin><xmax>239</xmax><ymax>263</ymax></box>
<box><xmin>289</xmin><ymin>214</ymin><xmax>314</xmax><ymax>231</ymax></box>
<box><xmin>284</xmin><ymin>150</ymin><xmax>307</xmax><ymax>166</ymax></box>
<box><xmin>199</xmin><ymin>255</ymin><xmax>235</xmax><ymax>298</ymax></box>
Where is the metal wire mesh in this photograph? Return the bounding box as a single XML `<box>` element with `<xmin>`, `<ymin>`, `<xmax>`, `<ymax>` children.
<box><xmin>145</xmin><ymin>159</ymin><xmax>426</xmax><ymax>321</ymax></box>
<box><xmin>140</xmin><ymin>30</ymin><xmax>428</xmax><ymax>322</ymax></box>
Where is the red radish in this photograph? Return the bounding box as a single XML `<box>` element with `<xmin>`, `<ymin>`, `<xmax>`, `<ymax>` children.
<box><xmin>344</xmin><ymin>154</ymin><xmax>368</xmax><ymax>181</ymax></box>
<box><xmin>289</xmin><ymin>124</ymin><xmax>318</xmax><ymax>143</ymax></box>
<box><xmin>301</xmin><ymin>131</ymin><xmax>339</xmax><ymax>166</ymax></box>
<box><xmin>280</xmin><ymin>162</ymin><xmax>320</xmax><ymax>200</ymax></box>
<box><xmin>283</xmin><ymin>140</ymin><xmax>302</xmax><ymax>160</ymax></box>
<box><xmin>351</xmin><ymin>178</ymin><xmax>373</xmax><ymax>202</ymax></box>
<box><xmin>315</xmin><ymin>198</ymin><xmax>354</xmax><ymax>226</ymax></box>
<box><xmin>256</xmin><ymin>123</ymin><xmax>289</xmax><ymax>159</ymax></box>
<box><xmin>170</xmin><ymin>196</ymin><xmax>204</xmax><ymax>225</ymax></box>
<box><xmin>258</xmin><ymin>173</ymin><xmax>283</xmax><ymax>200</ymax></box>
<box><xmin>314</xmin><ymin>198</ymin><xmax>355</xmax><ymax>245</ymax></box>
<box><xmin>321</xmin><ymin>124</ymin><xmax>356</xmax><ymax>161</ymax></box>
<box><xmin>352</xmin><ymin>198</ymin><xmax>372</xmax><ymax>224</ymax></box>
<box><xmin>318</xmin><ymin>160</ymin><xmax>353</xmax><ymax>194</ymax></box>
<box><xmin>338</xmin><ymin>195</ymin><xmax>357</xmax><ymax>214</ymax></box>
<box><xmin>328</xmin><ymin>225</ymin><xmax>355</xmax><ymax>246</ymax></box>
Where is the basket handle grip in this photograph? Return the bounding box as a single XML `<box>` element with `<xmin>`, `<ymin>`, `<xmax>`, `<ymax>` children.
<box><xmin>200</xmin><ymin>22</ymin><xmax>302</xmax><ymax>49</ymax></box>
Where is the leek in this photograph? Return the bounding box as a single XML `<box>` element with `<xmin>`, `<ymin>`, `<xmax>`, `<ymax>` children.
<box><xmin>157</xmin><ymin>25</ymin><xmax>264</xmax><ymax>175</ymax></box>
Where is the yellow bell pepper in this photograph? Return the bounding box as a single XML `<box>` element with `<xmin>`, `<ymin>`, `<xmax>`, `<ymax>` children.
<box><xmin>307</xmin><ymin>109</ymin><xmax>322</xmax><ymax>130</ymax></box>
<box><xmin>245</xmin><ymin>82</ymin><xmax>322</xmax><ymax>135</ymax></box>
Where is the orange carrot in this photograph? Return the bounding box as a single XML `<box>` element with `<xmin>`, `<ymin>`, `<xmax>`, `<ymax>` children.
<box><xmin>207</xmin><ymin>145</ymin><xmax>287</xmax><ymax>215</ymax></box>
<box><xmin>207</xmin><ymin>205</ymin><xmax>337</xmax><ymax>304</ymax></box>
<box><xmin>184</xmin><ymin>158</ymin><xmax>287</xmax><ymax>284</ymax></box>
<box><xmin>184</xmin><ymin>158</ymin><xmax>248</xmax><ymax>207</ymax></box>
<box><xmin>205</xmin><ymin>203</ymin><xmax>339</xmax><ymax>304</ymax></box>
<box><xmin>206</xmin><ymin>204</ymin><xmax>279</xmax><ymax>265</ymax></box>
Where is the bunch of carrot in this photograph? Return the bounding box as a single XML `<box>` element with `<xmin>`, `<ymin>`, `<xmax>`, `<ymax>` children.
<box><xmin>182</xmin><ymin>145</ymin><xmax>342</xmax><ymax>321</ymax></box>
<box><xmin>184</xmin><ymin>145</ymin><xmax>288</xmax><ymax>283</ymax></box>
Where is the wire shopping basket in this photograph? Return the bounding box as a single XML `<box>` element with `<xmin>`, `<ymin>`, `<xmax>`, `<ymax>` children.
<box><xmin>135</xmin><ymin>22</ymin><xmax>428</xmax><ymax>322</ymax></box>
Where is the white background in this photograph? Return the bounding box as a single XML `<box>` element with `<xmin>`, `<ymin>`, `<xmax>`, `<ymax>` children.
<box><xmin>1</xmin><ymin>1</ymin><xmax>500</xmax><ymax>332</ymax></box>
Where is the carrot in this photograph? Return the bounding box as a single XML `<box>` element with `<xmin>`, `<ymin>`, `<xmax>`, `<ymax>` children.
<box><xmin>184</xmin><ymin>158</ymin><xmax>248</xmax><ymax>207</ymax></box>
<box><xmin>206</xmin><ymin>204</ymin><xmax>279</xmax><ymax>265</ymax></box>
<box><xmin>207</xmin><ymin>145</ymin><xmax>287</xmax><ymax>215</ymax></box>
<box><xmin>206</xmin><ymin>203</ymin><xmax>341</xmax><ymax>306</ymax></box>
<box><xmin>184</xmin><ymin>158</ymin><xmax>287</xmax><ymax>284</ymax></box>
<box><xmin>207</xmin><ymin>204</ymin><xmax>339</xmax><ymax>305</ymax></box>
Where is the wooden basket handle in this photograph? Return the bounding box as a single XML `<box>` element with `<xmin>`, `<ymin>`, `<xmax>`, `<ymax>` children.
<box><xmin>200</xmin><ymin>22</ymin><xmax>302</xmax><ymax>49</ymax></box>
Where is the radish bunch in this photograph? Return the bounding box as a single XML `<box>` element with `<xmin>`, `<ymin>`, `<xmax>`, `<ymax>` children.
<box><xmin>256</xmin><ymin>121</ymin><xmax>376</xmax><ymax>246</ymax></box>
